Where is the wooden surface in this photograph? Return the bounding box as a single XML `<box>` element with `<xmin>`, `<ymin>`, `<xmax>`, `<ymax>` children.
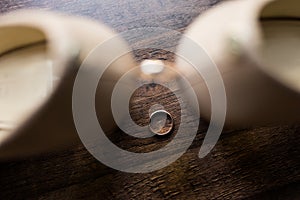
<box><xmin>0</xmin><ymin>0</ymin><xmax>300</xmax><ymax>199</ymax></box>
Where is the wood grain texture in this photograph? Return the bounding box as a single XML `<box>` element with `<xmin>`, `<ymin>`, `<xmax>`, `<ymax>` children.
<box><xmin>0</xmin><ymin>0</ymin><xmax>299</xmax><ymax>199</ymax></box>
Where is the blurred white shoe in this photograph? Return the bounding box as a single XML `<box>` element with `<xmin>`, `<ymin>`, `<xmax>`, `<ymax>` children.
<box><xmin>0</xmin><ymin>10</ymin><xmax>136</xmax><ymax>159</ymax></box>
<box><xmin>176</xmin><ymin>0</ymin><xmax>300</xmax><ymax>128</ymax></box>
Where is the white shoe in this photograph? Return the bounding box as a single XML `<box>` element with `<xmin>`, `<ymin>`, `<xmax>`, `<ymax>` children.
<box><xmin>0</xmin><ymin>10</ymin><xmax>136</xmax><ymax>159</ymax></box>
<box><xmin>176</xmin><ymin>0</ymin><xmax>300</xmax><ymax>127</ymax></box>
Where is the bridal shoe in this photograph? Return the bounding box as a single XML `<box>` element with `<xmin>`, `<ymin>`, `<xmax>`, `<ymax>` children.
<box><xmin>0</xmin><ymin>10</ymin><xmax>136</xmax><ymax>159</ymax></box>
<box><xmin>176</xmin><ymin>0</ymin><xmax>300</xmax><ymax>127</ymax></box>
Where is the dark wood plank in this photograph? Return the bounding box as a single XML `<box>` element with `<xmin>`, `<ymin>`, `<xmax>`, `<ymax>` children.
<box><xmin>0</xmin><ymin>0</ymin><xmax>299</xmax><ymax>199</ymax></box>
